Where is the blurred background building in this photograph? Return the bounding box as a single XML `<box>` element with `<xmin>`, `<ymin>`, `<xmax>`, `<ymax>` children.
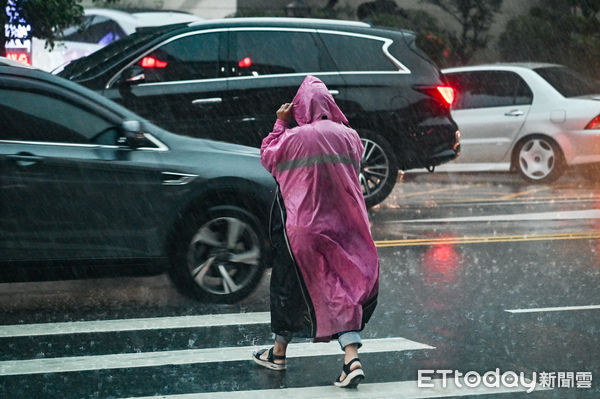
<box><xmin>80</xmin><ymin>0</ymin><xmax>538</xmax><ymax>63</ymax></box>
<box><xmin>23</xmin><ymin>0</ymin><xmax>598</xmax><ymax>78</ymax></box>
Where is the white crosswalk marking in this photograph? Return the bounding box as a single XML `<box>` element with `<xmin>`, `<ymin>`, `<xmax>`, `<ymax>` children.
<box><xmin>0</xmin><ymin>337</ymin><xmax>434</xmax><ymax>376</ymax></box>
<box><xmin>0</xmin><ymin>312</ymin><xmax>271</xmax><ymax>338</ymax></box>
<box><xmin>506</xmin><ymin>304</ymin><xmax>600</xmax><ymax>313</ymax></box>
<box><xmin>0</xmin><ymin>312</ymin><xmax>550</xmax><ymax>398</ymax></box>
<box><xmin>386</xmin><ymin>209</ymin><xmax>600</xmax><ymax>224</ymax></box>
<box><xmin>117</xmin><ymin>379</ymin><xmax>550</xmax><ymax>399</ymax></box>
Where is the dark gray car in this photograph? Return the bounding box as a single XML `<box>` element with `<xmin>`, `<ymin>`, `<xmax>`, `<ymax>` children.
<box><xmin>0</xmin><ymin>64</ymin><xmax>276</xmax><ymax>303</ymax></box>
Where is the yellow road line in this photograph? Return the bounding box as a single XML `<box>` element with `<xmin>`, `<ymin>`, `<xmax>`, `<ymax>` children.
<box><xmin>393</xmin><ymin>187</ymin><xmax>458</xmax><ymax>199</ymax></box>
<box><xmin>497</xmin><ymin>186</ymin><xmax>556</xmax><ymax>201</ymax></box>
<box><xmin>375</xmin><ymin>231</ymin><xmax>600</xmax><ymax>247</ymax></box>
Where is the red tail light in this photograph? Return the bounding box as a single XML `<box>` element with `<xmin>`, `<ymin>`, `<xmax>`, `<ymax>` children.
<box><xmin>436</xmin><ymin>86</ymin><xmax>455</xmax><ymax>106</ymax></box>
<box><xmin>415</xmin><ymin>85</ymin><xmax>455</xmax><ymax>107</ymax></box>
<box><xmin>238</xmin><ymin>57</ymin><xmax>252</xmax><ymax>68</ymax></box>
<box><xmin>585</xmin><ymin>114</ymin><xmax>600</xmax><ymax>130</ymax></box>
<box><xmin>139</xmin><ymin>56</ymin><xmax>167</xmax><ymax>68</ymax></box>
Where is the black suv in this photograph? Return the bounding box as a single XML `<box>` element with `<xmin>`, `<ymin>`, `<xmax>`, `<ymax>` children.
<box><xmin>0</xmin><ymin>64</ymin><xmax>276</xmax><ymax>303</ymax></box>
<box><xmin>59</xmin><ymin>17</ymin><xmax>460</xmax><ymax>207</ymax></box>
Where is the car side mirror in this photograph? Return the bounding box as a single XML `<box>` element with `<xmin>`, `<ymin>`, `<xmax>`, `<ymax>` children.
<box><xmin>122</xmin><ymin>65</ymin><xmax>145</xmax><ymax>85</ymax></box>
<box><xmin>120</xmin><ymin>120</ymin><xmax>146</xmax><ymax>148</ymax></box>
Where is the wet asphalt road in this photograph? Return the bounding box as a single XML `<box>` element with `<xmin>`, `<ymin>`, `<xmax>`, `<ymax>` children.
<box><xmin>1</xmin><ymin>171</ymin><xmax>599</xmax><ymax>398</ymax></box>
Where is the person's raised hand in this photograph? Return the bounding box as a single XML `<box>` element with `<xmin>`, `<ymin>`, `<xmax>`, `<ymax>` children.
<box><xmin>276</xmin><ymin>102</ymin><xmax>293</xmax><ymax>123</ymax></box>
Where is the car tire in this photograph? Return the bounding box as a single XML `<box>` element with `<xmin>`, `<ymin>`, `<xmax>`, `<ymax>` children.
<box><xmin>513</xmin><ymin>135</ymin><xmax>565</xmax><ymax>184</ymax></box>
<box><xmin>359</xmin><ymin>131</ymin><xmax>399</xmax><ymax>208</ymax></box>
<box><xmin>169</xmin><ymin>205</ymin><xmax>266</xmax><ymax>303</ymax></box>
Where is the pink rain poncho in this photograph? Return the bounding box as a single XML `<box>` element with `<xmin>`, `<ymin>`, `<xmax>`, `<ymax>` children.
<box><xmin>261</xmin><ymin>76</ymin><xmax>379</xmax><ymax>340</ymax></box>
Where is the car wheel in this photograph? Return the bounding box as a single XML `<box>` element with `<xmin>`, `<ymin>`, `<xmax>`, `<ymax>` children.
<box><xmin>514</xmin><ymin>135</ymin><xmax>565</xmax><ymax>183</ymax></box>
<box><xmin>359</xmin><ymin>132</ymin><xmax>398</xmax><ymax>207</ymax></box>
<box><xmin>169</xmin><ymin>205</ymin><xmax>266</xmax><ymax>303</ymax></box>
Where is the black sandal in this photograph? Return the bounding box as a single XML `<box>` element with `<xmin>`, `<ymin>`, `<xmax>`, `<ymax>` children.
<box><xmin>252</xmin><ymin>347</ymin><xmax>286</xmax><ymax>371</ymax></box>
<box><xmin>334</xmin><ymin>357</ymin><xmax>364</xmax><ymax>388</ymax></box>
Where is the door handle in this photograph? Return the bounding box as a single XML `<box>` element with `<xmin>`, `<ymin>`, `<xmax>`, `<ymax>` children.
<box><xmin>126</xmin><ymin>73</ymin><xmax>145</xmax><ymax>83</ymax></box>
<box><xmin>161</xmin><ymin>172</ymin><xmax>198</xmax><ymax>185</ymax></box>
<box><xmin>7</xmin><ymin>153</ymin><xmax>43</xmax><ymax>167</ymax></box>
<box><xmin>328</xmin><ymin>89</ymin><xmax>340</xmax><ymax>96</ymax></box>
<box><xmin>192</xmin><ymin>97</ymin><xmax>222</xmax><ymax>105</ymax></box>
<box><xmin>505</xmin><ymin>110</ymin><xmax>524</xmax><ymax>117</ymax></box>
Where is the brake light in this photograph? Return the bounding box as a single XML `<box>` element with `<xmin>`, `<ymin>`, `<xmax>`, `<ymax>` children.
<box><xmin>585</xmin><ymin>114</ymin><xmax>600</xmax><ymax>129</ymax></box>
<box><xmin>238</xmin><ymin>57</ymin><xmax>252</xmax><ymax>68</ymax></box>
<box><xmin>139</xmin><ymin>56</ymin><xmax>167</xmax><ymax>68</ymax></box>
<box><xmin>416</xmin><ymin>85</ymin><xmax>455</xmax><ymax>107</ymax></box>
<box><xmin>436</xmin><ymin>86</ymin><xmax>455</xmax><ymax>106</ymax></box>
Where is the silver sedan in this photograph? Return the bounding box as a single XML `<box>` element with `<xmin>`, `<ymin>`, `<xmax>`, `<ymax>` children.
<box><xmin>442</xmin><ymin>63</ymin><xmax>600</xmax><ymax>183</ymax></box>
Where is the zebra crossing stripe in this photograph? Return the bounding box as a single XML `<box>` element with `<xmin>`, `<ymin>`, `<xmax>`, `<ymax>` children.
<box><xmin>505</xmin><ymin>304</ymin><xmax>600</xmax><ymax>313</ymax></box>
<box><xmin>0</xmin><ymin>337</ymin><xmax>434</xmax><ymax>376</ymax></box>
<box><xmin>0</xmin><ymin>312</ymin><xmax>271</xmax><ymax>338</ymax></box>
<box><xmin>117</xmin><ymin>379</ymin><xmax>549</xmax><ymax>399</ymax></box>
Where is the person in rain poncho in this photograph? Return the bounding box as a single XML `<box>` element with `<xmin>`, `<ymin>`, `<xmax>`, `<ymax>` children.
<box><xmin>252</xmin><ymin>75</ymin><xmax>379</xmax><ymax>388</ymax></box>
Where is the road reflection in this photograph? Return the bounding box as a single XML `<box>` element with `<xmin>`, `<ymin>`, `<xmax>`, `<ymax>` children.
<box><xmin>422</xmin><ymin>237</ymin><xmax>463</xmax><ymax>287</ymax></box>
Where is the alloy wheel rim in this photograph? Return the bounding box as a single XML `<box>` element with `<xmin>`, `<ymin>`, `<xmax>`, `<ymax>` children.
<box><xmin>186</xmin><ymin>216</ymin><xmax>261</xmax><ymax>296</ymax></box>
<box><xmin>360</xmin><ymin>138</ymin><xmax>390</xmax><ymax>199</ymax></box>
<box><xmin>518</xmin><ymin>138</ymin><xmax>556</xmax><ymax>180</ymax></box>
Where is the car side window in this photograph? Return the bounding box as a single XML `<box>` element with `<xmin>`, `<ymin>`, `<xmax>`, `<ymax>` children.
<box><xmin>140</xmin><ymin>33</ymin><xmax>221</xmax><ymax>83</ymax></box>
<box><xmin>85</xmin><ymin>17</ymin><xmax>126</xmax><ymax>45</ymax></box>
<box><xmin>62</xmin><ymin>16</ymin><xmax>125</xmax><ymax>45</ymax></box>
<box><xmin>446</xmin><ymin>71</ymin><xmax>533</xmax><ymax>110</ymax></box>
<box><xmin>513</xmin><ymin>74</ymin><xmax>534</xmax><ymax>105</ymax></box>
<box><xmin>319</xmin><ymin>33</ymin><xmax>396</xmax><ymax>72</ymax></box>
<box><xmin>230</xmin><ymin>30</ymin><xmax>332</xmax><ymax>76</ymax></box>
<box><xmin>61</xmin><ymin>15</ymin><xmax>94</xmax><ymax>41</ymax></box>
<box><xmin>0</xmin><ymin>89</ymin><xmax>113</xmax><ymax>144</ymax></box>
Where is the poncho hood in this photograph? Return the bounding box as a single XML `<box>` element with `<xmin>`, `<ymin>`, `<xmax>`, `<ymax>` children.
<box><xmin>292</xmin><ymin>75</ymin><xmax>349</xmax><ymax>126</ymax></box>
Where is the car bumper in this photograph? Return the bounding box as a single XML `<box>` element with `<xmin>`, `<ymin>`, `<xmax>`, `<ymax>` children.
<box><xmin>427</xmin><ymin>146</ymin><xmax>461</xmax><ymax>167</ymax></box>
<box><xmin>555</xmin><ymin>130</ymin><xmax>600</xmax><ymax>165</ymax></box>
<box><xmin>400</xmin><ymin>146</ymin><xmax>460</xmax><ymax>171</ymax></box>
<box><xmin>399</xmin><ymin>125</ymin><xmax>460</xmax><ymax>170</ymax></box>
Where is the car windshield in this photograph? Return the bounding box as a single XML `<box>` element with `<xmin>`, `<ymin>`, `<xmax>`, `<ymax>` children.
<box><xmin>535</xmin><ymin>66</ymin><xmax>600</xmax><ymax>97</ymax></box>
<box><xmin>58</xmin><ymin>24</ymin><xmax>185</xmax><ymax>81</ymax></box>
